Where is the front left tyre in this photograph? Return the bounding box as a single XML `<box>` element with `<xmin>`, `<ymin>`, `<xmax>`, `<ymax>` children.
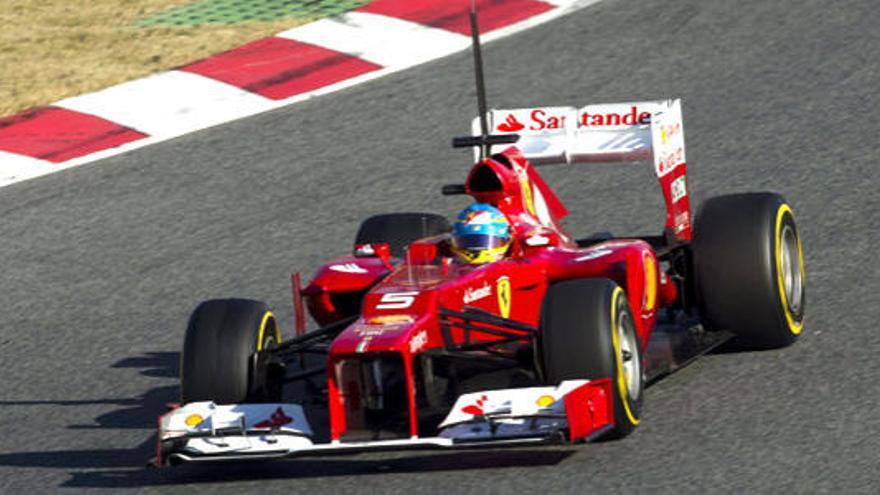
<box><xmin>180</xmin><ymin>298</ymin><xmax>282</xmax><ymax>404</ymax></box>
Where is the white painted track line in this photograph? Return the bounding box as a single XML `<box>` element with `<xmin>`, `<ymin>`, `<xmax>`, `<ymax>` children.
<box><xmin>56</xmin><ymin>71</ymin><xmax>276</xmax><ymax>138</ymax></box>
<box><xmin>0</xmin><ymin>151</ymin><xmax>55</xmax><ymax>185</ymax></box>
<box><xmin>543</xmin><ymin>0</ymin><xmax>602</xmax><ymax>7</ymax></box>
<box><xmin>278</xmin><ymin>12</ymin><xmax>469</xmax><ymax>69</ymax></box>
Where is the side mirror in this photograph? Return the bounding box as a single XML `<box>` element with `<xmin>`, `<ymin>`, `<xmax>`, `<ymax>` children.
<box><xmin>373</xmin><ymin>243</ymin><xmax>393</xmax><ymax>270</ymax></box>
<box><xmin>354</xmin><ymin>242</ymin><xmax>394</xmax><ymax>270</ymax></box>
<box><xmin>355</xmin><ymin>242</ymin><xmax>394</xmax><ymax>270</ymax></box>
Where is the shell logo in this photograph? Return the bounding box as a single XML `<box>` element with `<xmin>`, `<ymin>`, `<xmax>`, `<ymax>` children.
<box><xmin>185</xmin><ymin>414</ymin><xmax>204</xmax><ymax>427</ymax></box>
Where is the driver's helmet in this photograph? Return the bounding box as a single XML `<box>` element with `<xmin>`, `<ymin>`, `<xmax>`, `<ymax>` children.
<box><xmin>452</xmin><ymin>203</ymin><xmax>512</xmax><ymax>264</ymax></box>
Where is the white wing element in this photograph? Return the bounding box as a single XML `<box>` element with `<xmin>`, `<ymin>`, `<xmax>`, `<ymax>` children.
<box><xmin>159</xmin><ymin>402</ymin><xmax>313</xmax><ymax>441</ymax></box>
<box><xmin>439</xmin><ymin>380</ymin><xmax>589</xmax><ymax>428</ymax></box>
<box><xmin>156</xmin><ymin>380</ymin><xmax>614</xmax><ymax>464</ymax></box>
<box><xmin>437</xmin><ymin>379</ymin><xmax>614</xmax><ymax>442</ymax></box>
<box><xmin>474</xmin><ymin>99</ymin><xmax>684</xmax><ymax>167</ymax></box>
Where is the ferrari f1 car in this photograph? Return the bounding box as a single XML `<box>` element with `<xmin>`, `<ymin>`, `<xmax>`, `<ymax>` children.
<box><xmin>154</xmin><ymin>7</ymin><xmax>805</xmax><ymax>465</ymax></box>
<box><xmin>154</xmin><ymin>95</ymin><xmax>806</xmax><ymax>465</ymax></box>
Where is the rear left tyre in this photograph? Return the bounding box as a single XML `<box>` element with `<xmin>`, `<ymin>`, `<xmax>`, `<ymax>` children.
<box><xmin>692</xmin><ymin>192</ymin><xmax>806</xmax><ymax>349</ymax></box>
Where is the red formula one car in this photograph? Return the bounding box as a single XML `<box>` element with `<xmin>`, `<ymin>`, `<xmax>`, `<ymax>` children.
<box><xmin>154</xmin><ymin>95</ymin><xmax>806</xmax><ymax>465</ymax></box>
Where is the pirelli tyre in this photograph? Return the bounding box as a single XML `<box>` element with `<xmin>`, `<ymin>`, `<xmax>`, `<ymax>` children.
<box><xmin>355</xmin><ymin>213</ymin><xmax>452</xmax><ymax>258</ymax></box>
<box><xmin>540</xmin><ymin>278</ymin><xmax>643</xmax><ymax>439</ymax></box>
<box><xmin>693</xmin><ymin>192</ymin><xmax>806</xmax><ymax>349</ymax></box>
<box><xmin>180</xmin><ymin>299</ymin><xmax>282</xmax><ymax>404</ymax></box>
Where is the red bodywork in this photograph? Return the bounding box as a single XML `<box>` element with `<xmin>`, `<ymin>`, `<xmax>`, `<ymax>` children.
<box><xmin>302</xmin><ymin>147</ymin><xmax>679</xmax><ymax>441</ymax></box>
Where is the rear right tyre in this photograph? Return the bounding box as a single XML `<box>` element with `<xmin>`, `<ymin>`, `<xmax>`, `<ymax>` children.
<box><xmin>354</xmin><ymin>212</ymin><xmax>451</xmax><ymax>258</ymax></box>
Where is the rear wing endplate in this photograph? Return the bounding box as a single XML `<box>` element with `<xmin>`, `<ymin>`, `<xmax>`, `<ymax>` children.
<box><xmin>471</xmin><ymin>99</ymin><xmax>692</xmax><ymax>242</ymax></box>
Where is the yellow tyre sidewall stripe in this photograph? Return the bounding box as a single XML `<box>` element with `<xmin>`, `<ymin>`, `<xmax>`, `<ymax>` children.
<box><xmin>774</xmin><ymin>204</ymin><xmax>805</xmax><ymax>335</ymax></box>
<box><xmin>610</xmin><ymin>287</ymin><xmax>640</xmax><ymax>426</ymax></box>
<box><xmin>256</xmin><ymin>311</ymin><xmax>282</xmax><ymax>351</ymax></box>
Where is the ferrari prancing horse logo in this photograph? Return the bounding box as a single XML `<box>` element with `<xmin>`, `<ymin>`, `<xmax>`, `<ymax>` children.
<box><xmin>497</xmin><ymin>276</ymin><xmax>511</xmax><ymax>318</ymax></box>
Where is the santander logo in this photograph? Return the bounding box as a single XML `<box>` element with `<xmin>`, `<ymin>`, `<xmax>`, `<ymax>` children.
<box><xmin>495</xmin><ymin>106</ymin><xmax>650</xmax><ymax>134</ymax></box>
<box><xmin>461</xmin><ymin>395</ymin><xmax>489</xmax><ymax>416</ymax></box>
<box><xmin>496</xmin><ymin>114</ymin><xmax>525</xmax><ymax>132</ymax></box>
<box><xmin>254</xmin><ymin>407</ymin><xmax>293</xmax><ymax>429</ymax></box>
<box><xmin>580</xmin><ymin>105</ymin><xmax>651</xmax><ymax>127</ymax></box>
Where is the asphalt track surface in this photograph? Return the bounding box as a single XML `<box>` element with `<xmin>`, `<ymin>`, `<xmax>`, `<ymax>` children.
<box><xmin>1</xmin><ymin>0</ymin><xmax>878</xmax><ymax>491</ymax></box>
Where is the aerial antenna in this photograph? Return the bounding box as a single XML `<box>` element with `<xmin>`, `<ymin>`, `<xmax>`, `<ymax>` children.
<box><xmin>451</xmin><ymin>0</ymin><xmax>519</xmax><ymax>157</ymax></box>
<box><xmin>470</xmin><ymin>0</ymin><xmax>490</xmax><ymax>159</ymax></box>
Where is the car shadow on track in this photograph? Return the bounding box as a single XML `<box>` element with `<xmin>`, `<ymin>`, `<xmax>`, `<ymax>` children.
<box><xmin>61</xmin><ymin>449</ymin><xmax>578</xmax><ymax>488</ymax></box>
<box><xmin>0</xmin><ymin>352</ymin><xmax>178</xmax><ymax>472</ymax></box>
<box><xmin>0</xmin><ymin>351</ymin><xmax>576</xmax><ymax>488</ymax></box>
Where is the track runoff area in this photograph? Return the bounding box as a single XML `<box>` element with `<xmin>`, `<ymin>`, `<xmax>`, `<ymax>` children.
<box><xmin>0</xmin><ymin>0</ymin><xmax>597</xmax><ymax>188</ymax></box>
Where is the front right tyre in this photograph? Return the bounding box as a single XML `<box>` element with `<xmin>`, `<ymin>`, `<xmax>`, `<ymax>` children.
<box><xmin>540</xmin><ymin>278</ymin><xmax>643</xmax><ymax>439</ymax></box>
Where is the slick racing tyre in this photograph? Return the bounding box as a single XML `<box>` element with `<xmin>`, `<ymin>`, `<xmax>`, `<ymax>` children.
<box><xmin>180</xmin><ymin>299</ymin><xmax>282</xmax><ymax>404</ymax></box>
<box><xmin>540</xmin><ymin>278</ymin><xmax>643</xmax><ymax>439</ymax></box>
<box><xmin>693</xmin><ymin>193</ymin><xmax>806</xmax><ymax>349</ymax></box>
<box><xmin>355</xmin><ymin>213</ymin><xmax>451</xmax><ymax>258</ymax></box>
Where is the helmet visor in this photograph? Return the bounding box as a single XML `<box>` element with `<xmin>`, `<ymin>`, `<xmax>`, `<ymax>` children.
<box><xmin>454</xmin><ymin>234</ymin><xmax>510</xmax><ymax>251</ymax></box>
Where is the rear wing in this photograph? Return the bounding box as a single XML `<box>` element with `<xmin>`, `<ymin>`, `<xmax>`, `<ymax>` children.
<box><xmin>472</xmin><ymin>99</ymin><xmax>692</xmax><ymax>242</ymax></box>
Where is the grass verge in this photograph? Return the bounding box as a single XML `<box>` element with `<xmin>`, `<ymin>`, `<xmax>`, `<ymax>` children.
<box><xmin>0</xmin><ymin>1</ymin><xmax>361</xmax><ymax>116</ymax></box>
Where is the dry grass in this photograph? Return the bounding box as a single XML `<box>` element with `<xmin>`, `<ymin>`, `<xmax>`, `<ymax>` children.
<box><xmin>0</xmin><ymin>0</ymin><xmax>307</xmax><ymax>116</ymax></box>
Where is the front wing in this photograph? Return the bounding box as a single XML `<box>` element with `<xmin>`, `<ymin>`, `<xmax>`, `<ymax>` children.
<box><xmin>155</xmin><ymin>379</ymin><xmax>613</xmax><ymax>466</ymax></box>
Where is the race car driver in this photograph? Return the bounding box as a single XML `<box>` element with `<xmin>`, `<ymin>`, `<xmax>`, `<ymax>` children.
<box><xmin>451</xmin><ymin>203</ymin><xmax>513</xmax><ymax>264</ymax></box>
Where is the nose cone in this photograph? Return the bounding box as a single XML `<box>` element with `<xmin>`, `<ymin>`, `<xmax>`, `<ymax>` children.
<box><xmin>331</xmin><ymin>315</ymin><xmax>429</xmax><ymax>355</ymax></box>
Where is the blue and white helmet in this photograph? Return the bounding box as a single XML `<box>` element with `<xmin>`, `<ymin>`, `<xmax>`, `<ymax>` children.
<box><xmin>452</xmin><ymin>203</ymin><xmax>512</xmax><ymax>264</ymax></box>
